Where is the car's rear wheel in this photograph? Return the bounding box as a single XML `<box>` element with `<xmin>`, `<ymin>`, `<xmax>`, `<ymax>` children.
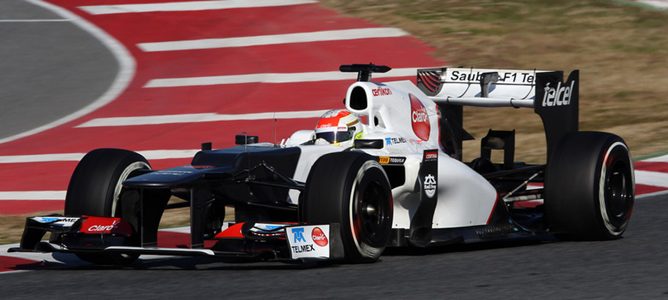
<box><xmin>65</xmin><ymin>148</ymin><xmax>150</xmax><ymax>265</ymax></box>
<box><xmin>301</xmin><ymin>151</ymin><xmax>393</xmax><ymax>263</ymax></box>
<box><xmin>545</xmin><ymin>132</ymin><xmax>634</xmax><ymax>240</ymax></box>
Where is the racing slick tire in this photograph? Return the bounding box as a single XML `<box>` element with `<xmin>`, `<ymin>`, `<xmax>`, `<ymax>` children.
<box><xmin>301</xmin><ymin>151</ymin><xmax>393</xmax><ymax>263</ymax></box>
<box><xmin>65</xmin><ymin>148</ymin><xmax>151</xmax><ymax>265</ymax></box>
<box><xmin>545</xmin><ymin>132</ymin><xmax>634</xmax><ymax>240</ymax></box>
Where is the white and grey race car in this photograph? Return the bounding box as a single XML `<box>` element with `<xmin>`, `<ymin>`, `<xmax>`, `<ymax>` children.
<box><xmin>12</xmin><ymin>64</ymin><xmax>635</xmax><ymax>265</ymax></box>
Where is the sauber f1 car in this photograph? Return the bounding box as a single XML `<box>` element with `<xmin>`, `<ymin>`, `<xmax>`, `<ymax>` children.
<box><xmin>11</xmin><ymin>64</ymin><xmax>635</xmax><ymax>265</ymax></box>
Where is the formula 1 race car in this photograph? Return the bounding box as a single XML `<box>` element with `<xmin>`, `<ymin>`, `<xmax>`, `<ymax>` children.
<box><xmin>11</xmin><ymin>64</ymin><xmax>635</xmax><ymax>265</ymax></box>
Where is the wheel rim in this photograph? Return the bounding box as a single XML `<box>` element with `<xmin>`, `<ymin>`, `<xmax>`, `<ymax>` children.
<box><xmin>354</xmin><ymin>181</ymin><xmax>391</xmax><ymax>247</ymax></box>
<box><xmin>598</xmin><ymin>142</ymin><xmax>634</xmax><ymax>235</ymax></box>
<box><xmin>111</xmin><ymin>161</ymin><xmax>150</xmax><ymax>216</ymax></box>
<box><xmin>604</xmin><ymin>160</ymin><xmax>633</xmax><ymax>228</ymax></box>
<box><xmin>351</xmin><ymin>164</ymin><xmax>392</xmax><ymax>249</ymax></box>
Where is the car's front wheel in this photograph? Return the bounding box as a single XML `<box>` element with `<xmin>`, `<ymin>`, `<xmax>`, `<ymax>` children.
<box><xmin>65</xmin><ymin>148</ymin><xmax>151</xmax><ymax>265</ymax></box>
<box><xmin>301</xmin><ymin>151</ymin><xmax>393</xmax><ymax>263</ymax></box>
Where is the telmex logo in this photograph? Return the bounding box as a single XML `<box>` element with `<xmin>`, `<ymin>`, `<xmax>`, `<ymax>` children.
<box><xmin>372</xmin><ymin>87</ymin><xmax>392</xmax><ymax>96</ymax></box>
<box><xmin>292</xmin><ymin>227</ymin><xmax>306</xmax><ymax>243</ymax></box>
<box><xmin>410</xmin><ymin>94</ymin><xmax>431</xmax><ymax>141</ymax></box>
<box><xmin>542</xmin><ymin>81</ymin><xmax>575</xmax><ymax>107</ymax></box>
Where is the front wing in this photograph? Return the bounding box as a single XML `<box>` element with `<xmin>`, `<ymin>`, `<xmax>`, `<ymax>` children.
<box><xmin>9</xmin><ymin>216</ymin><xmax>345</xmax><ymax>262</ymax></box>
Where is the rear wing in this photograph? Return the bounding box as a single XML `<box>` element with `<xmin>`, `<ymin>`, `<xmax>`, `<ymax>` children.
<box><xmin>416</xmin><ymin>67</ymin><xmax>579</xmax><ymax>162</ymax></box>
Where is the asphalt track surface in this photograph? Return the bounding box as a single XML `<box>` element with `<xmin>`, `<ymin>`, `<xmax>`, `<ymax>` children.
<box><xmin>0</xmin><ymin>194</ymin><xmax>665</xmax><ymax>299</ymax></box>
<box><xmin>0</xmin><ymin>0</ymin><xmax>117</xmax><ymax>140</ymax></box>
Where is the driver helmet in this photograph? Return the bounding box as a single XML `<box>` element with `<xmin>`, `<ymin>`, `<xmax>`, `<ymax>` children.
<box><xmin>315</xmin><ymin>109</ymin><xmax>362</xmax><ymax>144</ymax></box>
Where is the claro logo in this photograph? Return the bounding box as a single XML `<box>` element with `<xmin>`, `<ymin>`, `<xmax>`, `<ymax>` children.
<box><xmin>542</xmin><ymin>81</ymin><xmax>575</xmax><ymax>107</ymax></box>
<box><xmin>88</xmin><ymin>220</ymin><xmax>119</xmax><ymax>232</ymax></box>
<box><xmin>311</xmin><ymin>227</ymin><xmax>329</xmax><ymax>247</ymax></box>
<box><xmin>410</xmin><ymin>94</ymin><xmax>431</xmax><ymax>141</ymax></box>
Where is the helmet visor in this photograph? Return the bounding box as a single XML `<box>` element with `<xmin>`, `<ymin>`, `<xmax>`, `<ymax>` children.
<box><xmin>315</xmin><ymin>130</ymin><xmax>352</xmax><ymax>143</ymax></box>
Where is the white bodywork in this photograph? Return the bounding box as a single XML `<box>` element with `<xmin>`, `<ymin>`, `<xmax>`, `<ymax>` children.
<box><xmin>283</xmin><ymin>78</ymin><xmax>497</xmax><ymax>230</ymax></box>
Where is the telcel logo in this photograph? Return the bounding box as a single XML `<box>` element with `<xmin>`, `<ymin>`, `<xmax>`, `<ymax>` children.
<box><xmin>542</xmin><ymin>81</ymin><xmax>574</xmax><ymax>107</ymax></box>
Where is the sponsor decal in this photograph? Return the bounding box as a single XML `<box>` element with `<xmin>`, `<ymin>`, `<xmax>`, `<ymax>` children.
<box><xmin>32</xmin><ymin>217</ymin><xmax>79</xmax><ymax>227</ymax></box>
<box><xmin>379</xmin><ymin>156</ymin><xmax>391</xmax><ymax>164</ymax></box>
<box><xmin>421</xmin><ymin>149</ymin><xmax>438</xmax><ymax>200</ymax></box>
<box><xmin>249</xmin><ymin>223</ymin><xmax>287</xmax><ymax>238</ymax></box>
<box><xmin>80</xmin><ymin>216</ymin><xmax>125</xmax><ymax>234</ymax></box>
<box><xmin>475</xmin><ymin>223</ymin><xmax>515</xmax><ymax>238</ymax></box>
<box><xmin>541</xmin><ymin>80</ymin><xmax>575</xmax><ymax>107</ymax></box>
<box><xmin>291</xmin><ymin>227</ymin><xmax>307</xmax><ymax>243</ymax></box>
<box><xmin>448</xmin><ymin>70</ymin><xmax>535</xmax><ymax>84</ymax></box>
<box><xmin>286</xmin><ymin>225</ymin><xmax>330</xmax><ymax>259</ymax></box>
<box><xmin>389</xmin><ymin>157</ymin><xmax>406</xmax><ymax>164</ymax></box>
<box><xmin>378</xmin><ymin>156</ymin><xmax>407</xmax><ymax>165</ymax></box>
<box><xmin>372</xmin><ymin>87</ymin><xmax>392</xmax><ymax>96</ymax></box>
<box><xmin>252</xmin><ymin>223</ymin><xmax>287</xmax><ymax>231</ymax></box>
<box><xmin>155</xmin><ymin>170</ymin><xmax>194</xmax><ymax>176</ymax></box>
<box><xmin>192</xmin><ymin>165</ymin><xmax>214</xmax><ymax>169</ymax></box>
<box><xmin>423</xmin><ymin>174</ymin><xmax>437</xmax><ymax>198</ymax></box>
<box><xmin>33</xmin><ymin>217</ymin><xmax>60</xmax><ymax>223</ymax></box>
<box><xmin>410</xmin><ymin>94</ymin><xmax>431</xmax><ymax>141</ymax></box>
<box><xmin>424</xmin><ymin>150</ymin><xmax>438</xmax><ymax>161</ymax></box>
<box><xmin>88</xmin><ymin>222</ymin><xmax>118</xmax><ymax>232</ymax></box>
<box><xmin>385</xmin><ymin>137</ymin><xmax>407</xmax><ymax>146</ymax></box>
<box><xmin>311</xmin><ymin>227</ymin><xmax>329</xmax><ymax>247</ymax></box>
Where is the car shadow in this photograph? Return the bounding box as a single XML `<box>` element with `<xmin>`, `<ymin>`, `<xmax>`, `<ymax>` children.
<box><xmin>10</xmin><ymin>238</ymin><xmax>561</xmax><ymax>272</ymax></box>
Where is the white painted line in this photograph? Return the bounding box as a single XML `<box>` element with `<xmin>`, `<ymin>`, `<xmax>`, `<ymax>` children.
<box><xmin>0</xmin><ymin>19</ymin><xmax>70</xmax><ymax>22</ymax></box>
<box><xmin>0</xmin><ymin>0</ymin><xmax>135</xmax><ymax>146</ymax></box>
<box><xmin>79</xmin><ymin>0</ymin><xmax>316</xmax><ymax>15</ymax></box>
<box><xmin>645</xmin><ymin>154</ymin><xmax>668</xmax><ymax>163</ymax></box>
<box><xmin>637</xmin><ymin>189</ymin><xmax>668</xmax><ymax>199</ymax></box>
<box><xmin>637</xmin><ymin>0</ymin><xmax>668</xmax><ymax>9</ymax></box>
<box><xmin>635</xmin><ymin>170</ymin><xmax>668</xmax><ymax>188</ymax></box>
<box><xmin>78</xmin><ymin>109</ymin><xmax>328</xmax><ymax>127</ymax></box>
<box><xmin>145</xmin><ymin>67</ymin><xmax>423</xmax><ymax>88</ymax></box>
<box><xmin>138</xmin><ymin>28</ymin><xmax>407</xmax><ymax>52</ymax></box>
<box><xmin>0</xmin><ymin>153</ymin><xmax>84</xmax><ymax>163</ymax></box>
<box><xmin>0</xmin><ymin>270</ymin><xmax>31</xmax><ymax>276</ymax></box>
<box><xmin>0</xmin><ymin>149</ymin><xmax>199</xmax><ymax>164</ymax></box>
<box><xmin>0</xmin><ymin>191</ymin><xmax>66</xmax><ymax>200</ymax></box>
